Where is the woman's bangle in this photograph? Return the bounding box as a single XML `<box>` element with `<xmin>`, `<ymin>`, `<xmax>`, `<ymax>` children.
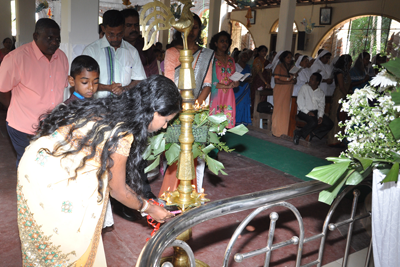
<box><xmin>139</xmin><ymin>199</ymin><xmax>149</xmax><ymax>214</ymax></box>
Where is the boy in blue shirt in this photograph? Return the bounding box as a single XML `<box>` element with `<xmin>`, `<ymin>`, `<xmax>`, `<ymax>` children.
<box><xmin>64</xmin><ymin>55</ymin><xmax>99</xmax><ymax>105</ymax></box>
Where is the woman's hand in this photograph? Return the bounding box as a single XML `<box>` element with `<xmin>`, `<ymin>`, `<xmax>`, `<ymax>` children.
<box><xmin>232</xmin><ymin>81</ymin><xmax>240</xmax><ymax>88</ymax></box>
<box><xmin>146</xmin><ymin>203</ymin><xmax>174</xmax><ymax>223</ymax></box>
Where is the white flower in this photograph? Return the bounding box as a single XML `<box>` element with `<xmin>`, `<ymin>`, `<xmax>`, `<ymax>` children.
<box><xmin>218</xmin><ymin>128</ymin><xmax>227</xmax><ymax>136</ymax></box>
<box><xmin>370</xmin><ymin>69</ymin><xmax>398</xmax><ymax>88</ymax></box>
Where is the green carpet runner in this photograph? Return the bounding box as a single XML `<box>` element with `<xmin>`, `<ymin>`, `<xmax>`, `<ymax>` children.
<box><xmin>224</xmin><ymin>133</ymin><xmax>329</xmax><ymax>181</ymax></box>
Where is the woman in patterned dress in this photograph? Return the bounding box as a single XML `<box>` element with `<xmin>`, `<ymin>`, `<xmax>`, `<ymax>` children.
<box><xmin>209</xmin><ymin>31</ymin><xmax>239</xmax><ymax>128</ymax></box>
<box><xmin>16</xmin><ymin>75</ymin><xmax>181</xmax><ymax>266</ymax></box>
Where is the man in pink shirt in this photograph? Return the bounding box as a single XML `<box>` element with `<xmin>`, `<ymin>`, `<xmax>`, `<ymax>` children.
<box><xmin>0</xmin><ymin>18</ymin><xmax>69</xmax><ymax>168</ymax></box>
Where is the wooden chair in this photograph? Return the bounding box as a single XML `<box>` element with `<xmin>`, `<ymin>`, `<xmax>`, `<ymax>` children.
<box><xmin>253</xmin><ymin>89</ymin><xmax>273</xmax><ymax>130</ymax></box>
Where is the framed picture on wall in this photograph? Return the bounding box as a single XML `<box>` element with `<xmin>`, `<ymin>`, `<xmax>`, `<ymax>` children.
<box><xmin>250</xmin><ymin>10</ymin><xmax>256</xmax><ymax>24</ymax></box>
<box><xmin>320</xmin><ymin>7</ymin><xmax>332</xmax><ymax>25</ymax></box>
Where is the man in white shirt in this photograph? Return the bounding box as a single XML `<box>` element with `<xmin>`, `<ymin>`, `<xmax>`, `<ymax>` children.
<box><xmin>82</xmin><ymin>10</ymin><xmax>146</xmax><ymax>99</ymax></box>
<box><xmin>294</xmin><ymin>72</ymin><xmax>333</xmax><ymax>145</ymax></box>
<box><xmin>82</xmin><ymin>10</ymin><xmax>151</xmax><ymax>224</ymax></box>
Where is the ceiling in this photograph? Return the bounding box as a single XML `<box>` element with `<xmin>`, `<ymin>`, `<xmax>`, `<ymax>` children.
<box><xmin>226</xmin><ymin>0</ymin><xmax>367</xmax><ymax>9</ymax></box>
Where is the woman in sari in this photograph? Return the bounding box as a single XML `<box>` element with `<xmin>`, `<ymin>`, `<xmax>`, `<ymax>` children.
<box><xmin>292</xmin><ymin>55</ymin><xmax>311</xmax><ymax>96</ymax></box>
<box><xmin>271</xmin><ymin>50</ymin><xmax>297</xmax><ymax>137</ymax></box>
<box><xmin>234</xmin><ymin>51</ymin><xmax>252</xmax><ymax>125</ymax></box>
<box><xmin>17</xmin><ymin>75</ymin><xmax>179</xmax><ymax>266</ymax></box>
<box><xmin>164</xmin><ymin>13</ymin><xmax>214</xmax><ymax>104</ymax></box>
<box><xmin>350</xmin><ymin>52</ymin><xmax>371</xmax><ymax>93</ymax></box>
<box><xmin>250</xmin><ymin>45</ymin><xmax>271</xmax><ymax>110</ymax></box>
<box><xmin>209</xmin><ymin>31</ymin><xmax>239</xmax><ymax>128</ymax></box>
<box><xmin>310</xmin><ymin>50</ymin><xmax>336</xmax><ymax>96</ymax></box>
<box><xmin>327</xmin><ymin>54</ymin><xmax>353</xmax><ymax>146</ymax></box>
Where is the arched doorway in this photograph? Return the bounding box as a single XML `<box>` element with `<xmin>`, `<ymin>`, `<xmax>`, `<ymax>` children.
<box><xmin>314</xmin><ymin>15</ymin><xmax>400</xmax><ymax>59</ymax></box>
<box><xmin>230</xmin><ymin>20</ymin><xmax>255</xmax><ymax>53</ymax></box>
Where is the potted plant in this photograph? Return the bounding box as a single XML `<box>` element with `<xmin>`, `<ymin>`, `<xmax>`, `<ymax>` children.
<box><xmin>306</xmin><ymin>58</ymin><xmax>400</xmax><ymax>267</ymax></box>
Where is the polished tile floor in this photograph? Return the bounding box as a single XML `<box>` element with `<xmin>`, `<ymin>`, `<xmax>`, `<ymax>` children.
<box><xmin>0</xmin><ymin>110</ymin><xmax>371</xmax><ymax>266</ymax></box>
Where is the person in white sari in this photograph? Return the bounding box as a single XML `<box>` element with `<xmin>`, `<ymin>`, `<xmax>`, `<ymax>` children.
<box><xmin>292</xmin><ymin>55</ymin><xmax>312</xmax><ymax>96</ymax></box>
<box><xmin>310</xmin><ymin>50</ymin><xmax>336</xmax><ymax>96</ymax></box>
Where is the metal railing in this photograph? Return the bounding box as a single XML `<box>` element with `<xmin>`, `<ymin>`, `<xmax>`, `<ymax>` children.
<box><xmin>135</xmin><ymin>179</ymin><xmax>372</xmax><ymax>267</ymax></box>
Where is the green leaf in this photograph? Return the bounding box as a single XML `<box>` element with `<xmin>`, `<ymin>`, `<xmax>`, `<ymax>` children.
<box><xmin>383</xmin><ymin>58</ymin><xmax>400</xmax><ymax>79</ymax></box>
<box><xmin>380</xmin><ymin>162</ymin><xmax>399</xmax><ymax>183</ymax></box>
<box><xmin>325</xmin><ymin>157</ymin><xmax>352</xmax><ymax>163</ymax></box>
<box><xmin>389</xmin><ymin>118</ymin><xmax>400</xmax><ymax>140</ymax></box>
<box><xmin>306</xmin><ymin>161</ymin><xmax>351</xmax><ymax>185</ymax></box>
<box><xmin>144</xmin><ymin>155</ymin><xmax>160</xmax><ymax>173</ymax></box>
<box><xmin>205</xmin><ymin>155</ymin><xmax>227</xmax><ymax>175</ymax></box>
<box><xmin>390</xmin><ymin>90</ymin><xmax>400</xmax><ymax>106</ymax></box>
<box><xmin>196</xmin><ymin>112</ymin><xmax>209</xmax><ymax>127</ymax></box>
<box><xmin>318</xmin><ymin>177</ymin><xmax>348</xmax><ymax>205</ymax></box>
<box><xmin>142</xmin><ymin>144</ymin><xmax>152</xmax><ymax>160</ymax></box>
<box><xmin>353</xmin><ymin>157</ymin><xmax>373</xmax><ymax>170</ymax></box>
<box><xmin>147</xmin><ymin>154</ymin><xmax>156</xmax><ymax>161</ymax></box>
<box><xmin>165</xmin><ymin>143</ymin><xmax>180</xmax><ymax>165</ymax></box>
<box><xmin>153</xmin><ymin>139</ymin><xmax>165</xmax><ymax>156</ymax></box>
<box><xmin>208</xmin><ymin>113</ymin><xmax>227</xmax><ymax>124</ymax></box>
<box><xmin>165</xmin><ymin>143</ymin><xmax>172</xmax><ymax>150</ymax></box>
<box><xmin>192</xmin><ymin>144</ymin><xmax>201</xmax><ymax>159</ymax></box>
<box><xmin>194</xmin><ymin>113</ymin><xmax>201</xmax><ymax>125</ymax></box>
<box><xmin>208</xmin><ymin>132</ymin><xmax>220</xmax><ymax>143</ymax></box>
<box><xmin>227</xmin><ymin>124</ymin><xmax>249</xmax><ymax>136</ymax></box>
<box><xmin>345</xmin><ymin>170</ymin><xmax>363</xmax><ymax>185</ymax></box>
<box><xmin>209</xmin><ymin>125</ymin><xmax>219</xmax><ymax>132</ymax></box>
<box><xmin>202</xmin><ymin>144</ymin><xmax>215</xmax><ymax>155</ymax></box>
<box><xmin>151</xmin><ymin>133</ymin><xmax>165</xmax><ymax>150</ymax></box>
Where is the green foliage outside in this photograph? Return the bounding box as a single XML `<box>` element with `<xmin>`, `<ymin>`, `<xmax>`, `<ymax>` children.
<box><xmin>348</xmin><ymin>16</ymin><xmax>392</xmax><ymax>61</ymax></box>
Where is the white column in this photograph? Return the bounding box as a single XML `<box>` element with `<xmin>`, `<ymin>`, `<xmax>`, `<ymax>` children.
<box><xmin>276</xmin><ymin>0</ymin><xmax>296</xmax><ymax>52</ymax></box>
<box><xmin>158</xmin><ymin>0</ymin><xmax>171</xmax><ymax>48</ymax></box>
<box><xmin>60</xmin><ymin>0</ymin><xmax>99</xmax><ymax>62</ymax></box>
<box><xmin>0</xmin><ymin>0</ymin><xmax>12</xmax><ymax>42</ymax></box>
<box><xmin>15</xmin><ymin>0</ymin><xmax>35</xmax><ymax>47</ymax></box>
<box><xmin>208</xmin><ymin>0</ymin><xmax>224</xmax><ymax>47</ymax></box>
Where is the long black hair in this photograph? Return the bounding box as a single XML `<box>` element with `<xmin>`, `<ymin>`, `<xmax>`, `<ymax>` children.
<box><xmin>34</xmin><ymin>75</ymin><xmax>182</xmax><ymax>200</ymax></box>
<box><xmin>333</xmin><ymin>54</ymin><xmax>352</xmax><ymax>84</ymax></box>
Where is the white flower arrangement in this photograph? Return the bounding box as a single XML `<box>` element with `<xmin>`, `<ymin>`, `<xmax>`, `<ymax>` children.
<box><xmin>307</xmin><ymin>58</ymin><xmax>400</xmax><ymax>205</ymax></box>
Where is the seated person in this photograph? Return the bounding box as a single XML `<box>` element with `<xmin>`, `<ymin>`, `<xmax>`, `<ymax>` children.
<box><xmin>64</xmin><ymin>55</ymin><xmax>99</xmax><ymax>105</ymax></box>
<box><xmin>294</xmin><ymin>72</ymin><xmax>333</xmax><ymax>145</ymax></box>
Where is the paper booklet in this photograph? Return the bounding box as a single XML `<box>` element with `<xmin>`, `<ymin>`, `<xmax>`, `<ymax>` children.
<box><xmin>289</xmin><ymin>66</ymin><xmax>302</xmax><ymax>74</ymax></box>
<box><xmin>230</xmin><ymin>72</ymin><xmax>251</xmax><ymax>82</ymax></box>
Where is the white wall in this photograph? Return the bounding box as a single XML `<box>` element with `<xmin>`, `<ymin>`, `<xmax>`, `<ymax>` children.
<box><xmin>230</xmin><ymin>0</ymin><xmax>400</xmax><ymax>56</ymax></box>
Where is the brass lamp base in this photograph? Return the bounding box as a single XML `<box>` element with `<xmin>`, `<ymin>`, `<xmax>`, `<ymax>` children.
<box><xmin>160</xmin><ymin>256</ymin><xmax>209</xmax><ymax>267</ymax></box>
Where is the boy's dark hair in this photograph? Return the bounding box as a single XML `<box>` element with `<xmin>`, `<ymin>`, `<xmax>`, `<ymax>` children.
<box><xmin>312</xmin><ymin>72</ymin><xmax>322</xmax><ymax>84</ymax></box>
<box><xmin>121</xmin><ymin>8</ymin><xmax>139</xmax><ymax>19</ymax></box>
<box><xmin>103</xmin><ymin>10</ymin><xmax>125</xmax><ymax>28</ymax></box>
<box><xmin>35</xmin><ymin>18</ymin><xmax>60</xmax><ymax>33</ymax></box>
<box><xmin>70</xmin><ymin>55</ymin><xmax>100</xmax><ymax>78</ymax></box>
